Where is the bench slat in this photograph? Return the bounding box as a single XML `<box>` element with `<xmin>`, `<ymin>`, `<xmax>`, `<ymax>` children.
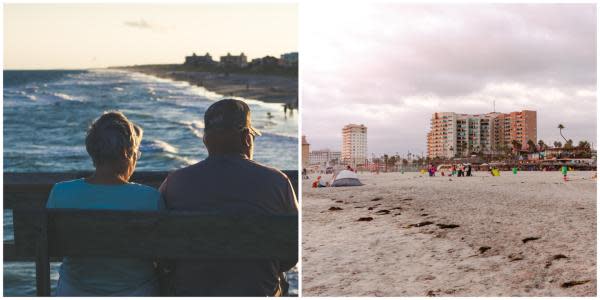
<box><xmin>4</xmin><ymin>170</ymin><xmax>298</xmax><ymax>209</ymax></box>
<box><xmin>13</xmin><ymin>210</ymin><xmax>298</xmax><ymax>260</ymax></box>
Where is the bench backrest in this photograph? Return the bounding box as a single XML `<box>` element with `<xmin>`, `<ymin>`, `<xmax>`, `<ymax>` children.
<box><xmin>4</xmin><ymin>170</ymin><xmax>299</xmax><ymax>296</ymax></box>
<box><xmin>13</xmin><ymin>209</ymin><xmax>297</xmax><ymax>260</ymax></box>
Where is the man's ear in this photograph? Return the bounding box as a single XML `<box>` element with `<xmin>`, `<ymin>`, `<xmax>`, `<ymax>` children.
<box><xmin>242</xmin><ymin>130</ymin><xmax>252</xmax><ymax>147</ymax></box>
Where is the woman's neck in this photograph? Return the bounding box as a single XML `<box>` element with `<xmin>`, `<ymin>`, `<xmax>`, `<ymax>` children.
<box><xmin>86</xmin><ymin>167</ymin><xmax>129</xmax><ymax>185</ymax></box>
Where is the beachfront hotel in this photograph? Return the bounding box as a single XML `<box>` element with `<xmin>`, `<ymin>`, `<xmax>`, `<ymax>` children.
<box><xmin>309</xmin><ymin>149</ymin><xmax>342</xmax><ymax>166</ymax></box>
<box><xmin>342</xmin><ymin>124</ymin><xmax>368</xmax><ymax>167</ymax></box>
<box><xmin>219</xmin><ymin>52</ymin><xmax>248</xmax><ymax>68</ymax></box>
<box><xmin>427</xmin><ymin>110</ymin><xmax>537</xmax><ymax>158</ymax></box>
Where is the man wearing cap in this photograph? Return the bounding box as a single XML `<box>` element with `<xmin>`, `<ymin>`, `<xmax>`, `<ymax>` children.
<box><xmin>159</xmin><ymin>99</ymin><xmax>298</xmax><ymax>296</ymax></box>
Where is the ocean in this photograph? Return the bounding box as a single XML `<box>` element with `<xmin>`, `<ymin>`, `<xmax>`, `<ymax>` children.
<box><xmin>3</xmin><ymin>69</ymin><xmax>298</xmax><ymax>296</ymax></box>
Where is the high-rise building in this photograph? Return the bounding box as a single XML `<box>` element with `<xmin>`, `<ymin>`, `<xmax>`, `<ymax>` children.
<box><xmin>427</xmin><ymin>110</ymin><xmax>536</xmax><ymax>158</ymax></box>
<box><xmin>342</xmin><ymin>124</ymin><xmax>368</xmax><ymax>167</ymax></box>
<box><xmin>302</xmin><ymin>135</ymin><xmax>310</xmax><ymax>167</ymax></box>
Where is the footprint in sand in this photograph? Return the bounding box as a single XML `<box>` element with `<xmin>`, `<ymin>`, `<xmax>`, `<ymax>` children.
<box><xmin>357</xmin><ymin>217</ymin><xmax>374</xmax><ymax>222</ymax></box>
<box><xmin>407</xmin><ymin>221</ymin><xmax>434</xmax><ymax>228</ymax></box>
<box><xmin>479</xmin><ymin>246</ymin><xmax>491</xmax><ymax>254</ymax></box>
<box><xmin>522</xmin><ymin>237</ymin><xmax>540</xmax><ymax>243</ymax></box>
<box><xmin>437</xmin><ymin>224</ymin><xmax>460</xmax><ymax>229</ymax></box>
<box><xmin>375</xmin><ymin>209</ymin><xmax>390</xmax><ymax>215</ymax></box>
<box><xmin>561</xmin><ymin>280</ymin><xmax>590</xmax><ymax>288</ymax></box>
<box><xmin>545</xmin><ymin>254</ymin><xmax>568</xmax><ymax>268</ymax></box>
<box><xmin>371</xmin><ymin>197</ymin><xmax>383</xmax><ymax>201</ymax></box>
<box><xmin>328</xmin><ymin>207</ymin><xmax>343</xmax><ymax>211</ymax></box>
<box><xmin>508</xmin><ymin>253</ymin><xmax>524</xmax><ymax>261</ymax></box>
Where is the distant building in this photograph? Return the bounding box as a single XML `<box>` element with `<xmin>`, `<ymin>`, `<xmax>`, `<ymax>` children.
<box><xmin>184</xmin><ymin>52</ymin><xmax>215</xmax><ymax>66</ymax></box>
<box><xmin>220</xmin><ymin>52</ymin><xmax>248</xmax><ymax>68</ymax></box>
<box><xmin>493</xmin><ymin>110</ymin><xmax>537</xmax><ymax>149</ymax></box>
<box><xmin>342</xmin><ymin>124</ymin><xmax>368</xmax><ymax>167</ymax></box>
<box><xmin>279</xmin><ymin>52</ymin><xmax>298</xmax><ymax>67</ymax></box>
<box><xmin>250</xmin><ymin>55</ymin><xmax>280</xmax><ymax>68</ymax></box>
<box><xmin>309</xmin><ymin>149</ymin><xmax>341</xmax><ymax>166</ymax></box>
<box><xmin>427</xmin><ymin>110</ymin><xmax>537</xmax><ymax>158</ymax></box>
<box><xmin>302</xmin><ymin>135</ymin><xmax>310</xmax><ymax>168</ymax></box>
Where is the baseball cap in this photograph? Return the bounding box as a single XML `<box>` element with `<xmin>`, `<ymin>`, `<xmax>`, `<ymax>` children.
<box><xmin>204</xmin><ymin>99</ymin><xmax>261</xmax><ymax>136</ymax></box>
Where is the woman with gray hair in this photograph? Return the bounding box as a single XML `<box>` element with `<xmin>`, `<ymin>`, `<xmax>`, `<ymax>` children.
<box><xmin>46</xmin><ymin>111</ymin><xmax>161</xmax><ymax>296</ymax></box>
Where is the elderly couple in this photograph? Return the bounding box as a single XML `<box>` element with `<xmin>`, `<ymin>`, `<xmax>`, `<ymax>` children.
<box><xmin>45</xmin><ymin>99</ymin><xmax>299</xmax><ymax>296</ymax></box>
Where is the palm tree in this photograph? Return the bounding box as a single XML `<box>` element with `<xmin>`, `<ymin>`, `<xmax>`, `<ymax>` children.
<box><xmin>511</xmin><ymin>140</ymin><xmax>522</xmax><ymax>151</ymax></box>
<box><xmin>527</xmin><ymin>139</ymin><xmax>537</xmax><ymax>153</ymax></box>
<box><xmin>383</xmin><ymin>154</ymin><xmax>389</xmax><ymax>172</ymax></box>
<box><xmin>558</xmin><ymin>124</ymin><xmax>567</xmax><ymax>143</ymax></box>
<box><xmin>553</xmin><ymin>141</ymin><xmax>562</xmax><ymax>148</ymax></box>
<box><xmin>537</xmin><ymin>140</ymin><xmax>546</xmax><ymax>151</ymax></box>
<box><xmin>578</xmin><ymin>140</ymin><xmax>591</xmax><ymax>151</ymax></box>
<box><xmin>564</xmin><ymin>139</ymin><xmax>574</xmax><ymax>149</ymax></box>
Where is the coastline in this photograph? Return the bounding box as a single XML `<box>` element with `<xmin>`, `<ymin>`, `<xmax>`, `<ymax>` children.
<box><xmin>302</xmin><ymin>171</ymin><xmax>596</xmax><ymax>296</ymax></box>
<box><xmin>114</xmin><ymin>65</ymin><xmax>298</xmax><ymax>106</ymax></box>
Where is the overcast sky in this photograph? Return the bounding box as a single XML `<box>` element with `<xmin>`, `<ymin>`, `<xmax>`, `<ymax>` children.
<box><xmin>4</xmin><ymin>4</ymin><xmax>297</xmax><ymax>69</ymax></box>
<box><xmin>302</xmin><ymin>4</ymin><xmax>597</xmax><ymax>157</ymax></box>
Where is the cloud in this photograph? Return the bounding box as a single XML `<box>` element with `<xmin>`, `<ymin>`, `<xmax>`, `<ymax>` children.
<box><xmin>302</xmin><ymin>4</ymin><xmax>597</xmax><ymax>155</ymax></box>
<box><xmin>123</xmin><ymin>19</ymin><xmax>163</xmax><ymax>31</ymax></box>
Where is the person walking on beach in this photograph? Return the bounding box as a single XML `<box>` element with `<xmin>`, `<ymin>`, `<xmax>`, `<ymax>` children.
<box><xmin>159</xmin><ymin>99</ymin><xmax>298</xmax><ymax>296</ymax></box>
<box><xmin>561</xmin><ymin>164</ymin><xmax>568</xmax><ymax>181</ymax></box>
<box><xmin>46</xmin><ymin>112</ymin><xmax>161</xmax><ymax>296</ymax></box>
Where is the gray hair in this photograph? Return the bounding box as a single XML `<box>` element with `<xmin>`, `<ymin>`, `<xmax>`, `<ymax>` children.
<box><xmin>85</xmin><ymin>111</ymin><xmax>143</xmax><ymax>166</ymax></box>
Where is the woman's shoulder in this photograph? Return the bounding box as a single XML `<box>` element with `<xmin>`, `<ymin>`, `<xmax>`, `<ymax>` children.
<box><xmin>51</xmin><ymin>178</ymin><xmax>86</xmax><ymax>192</ymax></box>
<box><xmin>126</xmin><ymin>182</ymin><xmax>162</xmax><ymax>208</ymax></box>
<box><xmin>126</xmin><ymin>182</ymin><xmax>160</xmax><ymax>196</ymax></box>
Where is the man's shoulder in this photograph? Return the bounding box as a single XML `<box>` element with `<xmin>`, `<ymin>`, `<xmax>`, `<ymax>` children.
<box><xmin>244</xmin><ymin>159</ymin><xmax>290</xmax><ymax>183</ymax></box>
<box><xmin>165</xmin><ymin>157</ymin><xmax>290</xmax><ymax>185</ymax></box>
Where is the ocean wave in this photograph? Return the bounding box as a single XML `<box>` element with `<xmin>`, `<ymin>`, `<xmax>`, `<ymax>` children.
<box><xmin>177</xmin><ymin>120</ymin><xmax>205</xmax><ymax>139</ymax></box>
<box><xmin>113</xmin><ymin>87</ymin><xmax>124</xmax><ymax>91</ymax></box>
<box><xmin>140</xmin><ymin>139</ymin><xmax>178</xmax><ymax>154</ymax></box>
<box><xmin>259</xmin><ymin>132</ymin><xmax>298</xmax><ymax>141</ymax></box>
<box><xmin>164</xmin><ymin>153</ymin><xmax>199</xmax><ymax>166</ymax></box>
<box><xmin>5</xmin><ymin>145</ymin><xmax>88</xmax><ymax>157</ymax></box>
<box><xmin>51</xmin><ymin>92</ymin><xmax>79</xmax><ymax>101</ymax></box>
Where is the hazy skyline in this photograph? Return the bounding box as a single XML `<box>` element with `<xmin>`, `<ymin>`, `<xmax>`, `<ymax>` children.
<box><xmin>4</xmin><ymin>4</ymin><xmax>297</xmax><ymax>69</ymax></box>
<box><xmin>302</xmin><ymin>4</ymin><xmax>597</xmax><ymax>156</ymax></box>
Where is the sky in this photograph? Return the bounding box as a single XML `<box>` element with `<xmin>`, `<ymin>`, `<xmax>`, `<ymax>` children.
<box><xmin>301</xmin><ymin>4</ymin><xmax>597</xmax><ymax>157</ymax></box>
<box><xmin>4</xmin><ymin>4</ymin><xmax>297</xmax><ymax>69</ymax></box>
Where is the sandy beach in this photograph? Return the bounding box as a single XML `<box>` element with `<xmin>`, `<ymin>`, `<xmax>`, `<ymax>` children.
<box><xmin>302</xmin><ymin>171</ymin><xmax>596</xmax><ymax>296</ymax></box>
<box><xmin>116</xmin><ymin>66</ymin><xmax>298</xmax><ymax>105</ymax></box>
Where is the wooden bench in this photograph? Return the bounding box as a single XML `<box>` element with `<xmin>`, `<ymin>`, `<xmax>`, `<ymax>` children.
<box><xmin>4</xmin><ymin>171</ymin><xmax>298</xmax><ymax>296</ymax></box>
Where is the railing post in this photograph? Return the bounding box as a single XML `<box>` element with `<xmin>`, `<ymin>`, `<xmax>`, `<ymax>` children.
<box><xmin>35</xmin><ymin>210</ymin><xmax>51</xmax><ymax>296</ymax></box>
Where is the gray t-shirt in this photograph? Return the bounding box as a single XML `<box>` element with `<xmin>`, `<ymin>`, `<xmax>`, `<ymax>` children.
<box><xmin>159</xmin><ymin>153</ymin><xmax>298</xmax><ymax>296</ymax></box>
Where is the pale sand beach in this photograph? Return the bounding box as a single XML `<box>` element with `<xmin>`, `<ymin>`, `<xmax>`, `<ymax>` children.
<box><xmin>302</xmin><ymin>171</ymin><xmax>596</xmax><ymax>296</ymax></box>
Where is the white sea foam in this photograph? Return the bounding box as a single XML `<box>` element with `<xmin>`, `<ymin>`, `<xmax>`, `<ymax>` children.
<box><xmin>141</xmin><ymin>139</ymin><xmax>179</xmax><ymax>154</ymax></box>
<box><xmin>165</xmin><ymin>153</ymin><xmax>199</xmax><ymax>166</ymax></box>
<box><xmin>52</xmin><ymin>93</ymin><xmax>78</xmax><ymax>101</ymax></box>
<box><xmin>187</xmin><ymin>120</ymin><xmax>204</xmax><ymax>139</ymax></box>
